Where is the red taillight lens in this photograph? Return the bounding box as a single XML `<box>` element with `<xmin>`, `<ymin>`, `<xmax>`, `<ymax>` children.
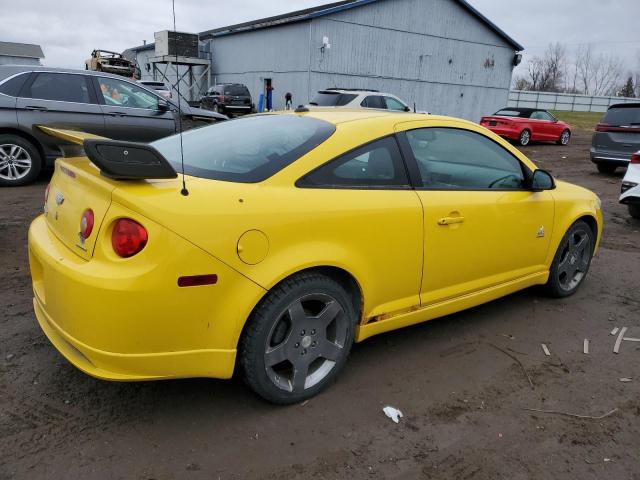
<box><xmin>44</xmin><ymin>183</ymin><xmax>51</xmax><ymax>205</ymax></box>
<box><xmin>631</xmin><ymin>152</ymin><xmax>640</xmax><ymax>165</ymax></box>
<box><xmin>111</xmin><ymin>219</ymin><xmax>148</xmax><ymax>258</ymax></box>
<box><xmin>80</xmin><ymin>209</ymin><xmax>94</xmax><ymax>239</ymax></box>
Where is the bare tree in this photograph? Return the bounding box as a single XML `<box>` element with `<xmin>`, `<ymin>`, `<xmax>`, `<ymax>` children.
<box><xmin>521</xmin><ymin>43</ymin><xmax>567</xmax><ymax>92</ymax></box>
<box><xmin>575</xmin><ymin>44</ymin><xmax>623</xmax><ymax>96</ymax></box>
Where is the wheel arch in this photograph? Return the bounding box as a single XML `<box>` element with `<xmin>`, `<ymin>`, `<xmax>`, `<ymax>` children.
<box><xmin>546</xmin><ymin>210</ymin><xmax>601</xmax><ymax>266</ymax></box>
<box><xmin>0</xmin><ymin>127</ymin><xmax>46</xmax><ymax>166</ymax></box>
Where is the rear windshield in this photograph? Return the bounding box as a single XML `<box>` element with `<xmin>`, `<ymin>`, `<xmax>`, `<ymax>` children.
<box><xmin>310</xmin><ymin>92</ymin><xmax>357</xmax><ymax>107</ymax></box>
<box><xmin>602</xmin><ymin>106</ymin><xmax>640</xmax><ymax>126</ymax></box>
<box><xmin>152</xmin><ymin>115</ymin><xmax>336</xmax><ymax>183</ymax></box>
<box><xmin>495</xmin><ymin>109</ymin><xmax>526</xmax><ymax>117</ymax></box>
<box><xmin>224</xmin><ymin>85</ymin><xmax>250</xmax><ymax>96</ymax></box>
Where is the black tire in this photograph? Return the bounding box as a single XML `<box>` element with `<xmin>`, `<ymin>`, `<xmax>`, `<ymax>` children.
<box><xmin>597</xmin><ymin>163</ymin><xmax>616</xmax><ymax>174</ymax></box>
<box><xmin>518</xmin><ymin>129</ymin><xmax>531</xmax><ymax>146</ymax></box>
<box><xmin>629</xmin><ymin>204</ymin><xmax>640</xmax><ymax>219</ymax></box>
<box><xmin>545</xmin><ymin>220</ymin><xmax>594</xmax><ymax>298</ymax></box>
<box><xmin>557</xmin><ymin>129</ymin><xmax>571</xmax><ymax>146</ymax></box>
<box><xmin>239</xmin><ymin>272</ymin><xmax>357</xmax><ymax>404</ymax></box>
<box><xmin>0</xmin><ymin>134</ymin><xmax>42</xmax><ymax>187</ymax></box>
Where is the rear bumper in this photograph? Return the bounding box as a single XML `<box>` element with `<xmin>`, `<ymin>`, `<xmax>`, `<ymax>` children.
<box><xmin>484</xmin><ymin>125</ymin><xmax>520</xmax><ymax>140</ymax></box>
<box><xmin>28</xmin><ymin>210</ymin><xmax>265</xmax><ymax>381</ymax></box>
<box><xmin>590</xmin><ymin>148</ymin><xmax>631</xmax><ymax>166</ymax></box>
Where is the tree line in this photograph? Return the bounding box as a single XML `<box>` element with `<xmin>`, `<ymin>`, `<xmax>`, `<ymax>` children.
<box><xmin>514</xmin><ymin>43</ymin><xmax>639</xmax><ymax>98</ymax></box>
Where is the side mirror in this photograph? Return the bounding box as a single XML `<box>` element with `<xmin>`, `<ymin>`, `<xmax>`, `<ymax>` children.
<box><xmin>531</xmin><ymin>169</ymin><xmax>555</xmax><ymax>191</ymax></box>
<box><xmin>404</xmin><ymin>106</ymin><xmax>412</xmax><ymax>112</ymax></box>
<box><xmin>157</xmin><ymin>99</ymin><xmax>169</xmax><ymax>111</ymax></box>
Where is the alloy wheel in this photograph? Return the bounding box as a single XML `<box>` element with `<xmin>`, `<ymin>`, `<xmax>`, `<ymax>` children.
<box><xmin>557</xmin><ymin>226</ymin><xmax>591</xmax><ymax>291</ymax></box>
<box><xmin>0</xmin><ymin>144</ymin><xmax>32</xmax><ymax>181</ymax></box>
<box><xmin>520</xmin><ymin>130</ymin><xmax>530</xmax><ymax>146</ymax></box>
<box><xmin>264</xmin><ymin>293</ymin><xmax>348</xmax><ymax>394</ymax></box>
<box><xmin>561</xmin><ymin>131</ymin><xmax>570</xmax><ymax>145</ymax></box>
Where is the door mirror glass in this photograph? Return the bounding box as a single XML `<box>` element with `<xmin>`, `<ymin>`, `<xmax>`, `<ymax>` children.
<box><xmin>531</xmin><ymin>169</ymin><xmax>555</xmax><ymax>191</ymax></box>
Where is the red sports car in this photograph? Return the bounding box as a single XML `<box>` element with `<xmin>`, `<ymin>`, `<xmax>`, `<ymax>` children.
<box><xmin>480</xmin><ymin>108</ymin><xmax>572</xmax><ymax>146</ymax></box>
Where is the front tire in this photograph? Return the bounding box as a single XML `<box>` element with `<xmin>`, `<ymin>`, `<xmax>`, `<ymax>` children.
<box><xmin>629</xmin><ymin>204</ymin><xmax>640</xmax><ymax>219</ymax></box>
<box><xmin>0</xmin><ymin>135</ymin><xmax>42</xmax><ymax>187</ymax></box>
<box><xmin>557</xmin><ymin>129</ymin><xmax>571</xmax><ymax>145</ymax></box>
<box><xmin>597</xmin><ymin>163</ymin><xmax>616</xmax><ymax>174</ymax></box>
<box><xmin>545</xmin><ymin>220</ymin><xmax>594</xmax><ymax>298</ymax></box>
<box><xmin>239</xmin><ymin>272</ymin><xmax>356</xmax><ymax>404</ymax></box>
<box><xmin>518</xmin><ymin>129</ymin><xmax>531</xmax><ymax>146</ymax></box>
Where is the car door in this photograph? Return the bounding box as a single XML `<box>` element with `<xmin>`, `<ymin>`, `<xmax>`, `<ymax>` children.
<box><xmin>396</xmin><ymin>121</ymin><xmax>555</xmax><ymax>305</ymax></box>
<box><xmin>297</xmin><ymin>135</ymin><xmax>423</xmax><ymax>319</ymax></box>
<box><xmin>16</xmin><ymin>72</ymin><xmax>105</xmax><ymax>151</ymax></box>
<box><xmin>92</xmin><ymin>75</ymin><xmax>176</xmax><ymax>142</ymax></box>
<box><xmin>530</xmin><ymin>111</ymin><xmax>557</xmax><ymax>140</ymax></box>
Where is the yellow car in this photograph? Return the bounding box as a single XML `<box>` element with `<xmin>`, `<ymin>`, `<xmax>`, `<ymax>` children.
<box><xmin>28</xmin><ymin>110</ymin><xmax>603</xmax><ymax>404</ymax></box>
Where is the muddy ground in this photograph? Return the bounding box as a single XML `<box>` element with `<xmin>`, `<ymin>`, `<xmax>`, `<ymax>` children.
<box><xmin>1</xmin><ymin>130</ymin><xmax>639</xmax><ymax>479</ymax></box>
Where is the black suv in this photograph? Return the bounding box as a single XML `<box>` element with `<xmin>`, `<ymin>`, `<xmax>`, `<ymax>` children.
<box><xmin>591</xmin><ymin>103</ymin><xmax>640</xmax><ymax>174</ymax></box>
<box><xmin>200</xmin><ymin>83</ymin><xmax>253</xmax><ymax>116</ymax></box>
<box><xmin>0</xmin><ymin>66</ymin><xmax>226</xmax><ymax>186</ymax></box>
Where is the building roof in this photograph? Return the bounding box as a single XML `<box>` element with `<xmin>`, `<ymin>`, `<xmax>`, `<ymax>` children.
<box><xmin>0</xmin><ymin>41</ymin><xmax>44</xmax><ymax>59</ymax></box>
<box><xmin>199</xmin><ymin>0</ymin><xmax>523</xmax><ymax>50</ymax></box>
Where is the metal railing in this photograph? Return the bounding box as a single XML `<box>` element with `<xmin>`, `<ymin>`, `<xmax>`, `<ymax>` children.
<box><xmin>508</xmin><ymin>90</ymin><xmax>638</xmax><ymax>113</ymax></box>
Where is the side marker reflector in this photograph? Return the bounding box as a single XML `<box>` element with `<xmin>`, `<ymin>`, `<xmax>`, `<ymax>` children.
<box><xmin>178</xmin><ymin>274</ymin><xmax>218</xmax><ymax>287</ymax></box>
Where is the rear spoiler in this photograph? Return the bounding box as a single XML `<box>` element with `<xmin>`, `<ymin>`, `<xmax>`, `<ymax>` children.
<box><xmin>38</xmin><ymin>126</ymin><xmax>177</xmax><ymax>180</ymax></box>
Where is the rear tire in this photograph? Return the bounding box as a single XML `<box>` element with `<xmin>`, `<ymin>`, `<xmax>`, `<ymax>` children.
<box><xmin>518</xmin><ymin>129</ymin><xmax>531</xmax><ymax>146</ymax></box>
<box><xmin>629</xmin><ymin>205</ymin><xmax>640</xmax><ymax>219</ymax></box>
<box><xmin>239</xmin><ymin>272</ymin><xmax>356</xmax><ymax>404</ymax></box>
<box><xmin>0</xmin><ymin>135</ymin><xmax>42</xmax><ymax>187</ymax></box>
<box><xmin>545</xmin><ymin>220</ymin><xmax>594</xmax><ymax>298</ymax></box>
<box><xmin>597</xmin><ymin>163</ymin><xmax>617</xmax><ymax>174</ymax></box>
<box><xmin>557</xmin><ymin>129</ymin><xmax>571</xmax><ymax>145</ymax></box>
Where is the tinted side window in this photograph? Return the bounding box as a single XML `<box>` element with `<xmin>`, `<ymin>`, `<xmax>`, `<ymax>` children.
<box><xmin>0</xmin><ymin>73</ymin><xmax>29</xmax><ymax>97</ymax></box>
<box><xmin>361</xmin><ymin>96</ymin><xmax>385</xmax><ymax>109</ymax></box>
<box><xmin>405</xmin><ymin>128</ymin><xmax>525</xmax><ymax>190</ymax></box>
<box><xmin>531</xmin><ymin>111</ymin><xmax>553</xmax><ymax>121</ymax></box>
<box><xmin>27</xmin><ymin>73</ymin><xmax>91</xmax><ymax>103</ymax></box>
<box><xmin>384</xmin><ymin>97</ymin><xmax>407</xmax><ymax>111</ymax></box>
<box><xmin>298</xmin><ymin>136</ymin><xmax>409</xmax><ymax>189</ymax></box>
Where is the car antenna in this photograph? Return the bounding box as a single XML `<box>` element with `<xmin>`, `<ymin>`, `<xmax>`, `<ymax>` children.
<box><xmin>172</xmin><ymin>0</ymin><xmax>189</xmax><ymax>196</ymax></box>
<box><xmin>413</xmin><ymin>102</ymin><xmax>416</xmax><ymax>113</ymax></box>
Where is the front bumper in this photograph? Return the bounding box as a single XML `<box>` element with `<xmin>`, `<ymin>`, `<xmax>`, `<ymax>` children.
<box><xmin>28</xmin><ymin>211</ymin><xmax>265</xmax><ymax>381</ymax></box>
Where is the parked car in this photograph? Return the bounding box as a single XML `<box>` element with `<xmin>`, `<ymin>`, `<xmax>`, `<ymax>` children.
<box><xmin>620</xmin><ymin>151</ymin><xmax>640</xmax><ymax>218</ymax></box>
<box><xmin>480</xmin><ymin>108</ymin><xmax>572</xmax><ymax>147</ymax></box>
<box><xmin>29</xmin><ymin>110</ymin><xmax>602</xmax><ymax>404</ymax></box>
<box><xmin>308</xmin><ymin>88</ymin><xmax>414</xmax><ymax>112</ymax></box>
<box><xmin>138</xmin><ymin>80</ymin><xmax>172</xmax><ymax>99</ymax></box>
<box><xmin>0</xmin><ymin>66</ymin><xmax>226</xmax><ymax>186</ymax></box>
<box><xmin>85</xmin><ymin>50</ymin><xmax>136</xmax><ymax>77</ymax></box>
<box><xmin>591</xmin><ymin>103</ymin><xmax>640</xmax><ymax>174</ymax></box>
<box><xmin>200</xmin><ymin>83</ymin><xmax>253</xmax><ymax>116</ymax></box>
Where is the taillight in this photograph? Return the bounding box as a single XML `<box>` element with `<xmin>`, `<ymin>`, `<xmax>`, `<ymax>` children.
<box><xmin>596</xmin><ymin>123</ymin><xmax>612</xmax><ymax>132</ymax></box>
<box><xmin>631</xmin><ymin>152</ymin><xmax>640</xmax><ymax>164</ymax></box>
<box><xmin>80</xmin><ymin>209</ymin><xmax>94</xmax><ymax>239</ymax></box>
<box><xmin>111</xmin><ymin>218</ymin><xmax>148</xmax><ymax>258</ymax></box>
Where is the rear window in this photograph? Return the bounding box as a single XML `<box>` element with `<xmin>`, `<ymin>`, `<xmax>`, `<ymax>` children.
<box><xmin>223</xmin><ymin>85</ymin><xmax>250</xmax><ymax>96</ymax></box>
<box><xmin>152</xmin><ymin>115</ymin><xmax>336</xmax><ymax>183</ymax></box>
<box><xmin>0</xmin><ymin>73</ymin><xmax>29</xmax><ymax>97</ymax></box>
<box><xmin>495</xmin><ymin>109</ymin><xmax>525</xmax><ymax>117</ymax></box>
<box><xmin>602</xmin><ymin>106</ymin><xmax>640</xmax><ymax>126</ymax></box>
<box><xmin>27</xmin><ymin>73</ymin><xmax>91</xmax><ymax>103</ymax></box>
<box><xmin>310</xmin><ymin>92</ymin><xmax>357</xmax><ymax>107</ymax></box>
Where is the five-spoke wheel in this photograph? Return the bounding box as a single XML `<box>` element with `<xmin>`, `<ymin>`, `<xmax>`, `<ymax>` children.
<box><xmin>240</xmin><ymin>272</ymin><xmax>356</xmax><ymax>404</ymax></box>
<box><xmin>545</xmin><ymin>220</ymin><xmax>594</xmax><ymax>297</ymax></box>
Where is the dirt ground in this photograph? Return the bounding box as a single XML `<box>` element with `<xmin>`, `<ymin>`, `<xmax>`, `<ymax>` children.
<box><xmin>1</xmin><ymin>129</ymin><xmax>639</xmax><ymax>480</ymax></box>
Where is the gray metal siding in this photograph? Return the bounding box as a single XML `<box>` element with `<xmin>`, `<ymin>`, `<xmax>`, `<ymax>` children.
<box><xmin>0</xmin><ymin>55</ymin><xmax>41</xmax><ymax>66</ymax></box>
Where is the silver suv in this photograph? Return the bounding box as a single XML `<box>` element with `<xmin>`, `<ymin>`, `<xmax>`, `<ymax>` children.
<box><xmin>591</xmin><ymin>103</ymin><xmax>640</xmax><ymax>174</ymax></box>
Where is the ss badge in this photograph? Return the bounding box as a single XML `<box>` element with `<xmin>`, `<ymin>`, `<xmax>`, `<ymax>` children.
<box><xmin>537</xmin><ymin>226</ymin><xmax>545</xmax><ymax>238</ymax></box>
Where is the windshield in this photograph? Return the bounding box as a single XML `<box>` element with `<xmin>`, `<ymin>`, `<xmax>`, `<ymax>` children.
<box><xmin>224</xmin><ymin>85</ymin><xmax>250</xmax><ymax>96</ymax></box>
<box><xmin>310</xmin><ymin>92</ymin><xmax>357</xmax><ymax>107</ymax></box>
<box><xmin>602</xmin><ymin>106</ymin><xmax>640</xmax><ymax>126</ymax></box>
<box><xmin>152</xmin><ymin>115</ymin><xmax>336</xmax><ymax>183</ymax></box>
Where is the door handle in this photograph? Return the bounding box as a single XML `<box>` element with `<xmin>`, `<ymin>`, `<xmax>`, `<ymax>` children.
<box><xmin>107</xmin><ymin>112</ymin><xmax>128</xmax><ymax>117</ymax></box>
<box><xmin>438</xmin><ymin>216</ymin><xmax>465</xmax><ymax>226</ymax></box>
<box><xmin>25</xmin><ymin>106</ymin><xmax>48</xmax><ymax>111</ymax></box>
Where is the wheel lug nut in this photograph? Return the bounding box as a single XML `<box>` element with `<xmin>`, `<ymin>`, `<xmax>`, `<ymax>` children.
<box><xmin>301</xmin><ymin>330</ymin><xmax>306</xmax><ymax>336</ymax></box>
<box><xmin>312</xmin><ymin>341</ymin><xmax>317</xmax><ymax>347</ymax></box>
<box><xmin>311</xmin><ymin>329</ymin><xmax>316</xmax><ymax>335</ymax></box>
<box><xmin>295</xmin><ymin>343</ymin><xmax>300</xmax><ymax>348</ymax></box>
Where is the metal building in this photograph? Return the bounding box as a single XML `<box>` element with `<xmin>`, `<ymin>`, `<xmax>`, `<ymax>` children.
<box><xmin>126</xmin><ymin>0</ymin><xmax>523</xmax><ymax>120</ymax></box>
<box><xmin>0</xmin><ymin>41</ymin><xmax>44</xmax><ymax>66</ymax></box>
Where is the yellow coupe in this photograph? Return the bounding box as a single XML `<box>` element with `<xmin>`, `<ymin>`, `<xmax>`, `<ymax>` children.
<box><xmin>28</xmin><ymin>110</ymin><xmax>603</xmax><ymax>403</ymax></box>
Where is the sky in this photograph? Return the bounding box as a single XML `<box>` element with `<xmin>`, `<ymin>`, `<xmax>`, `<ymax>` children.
<box><xmin>1</xmin><ymin>0</ymin><xmax>639</xmax><ymax>77</ymax></box>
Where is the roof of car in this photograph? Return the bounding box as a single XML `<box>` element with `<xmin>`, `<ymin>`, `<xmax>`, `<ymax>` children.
<box><xmin>496</xmin><ymin>107</ymin><xmax>546</xmax><ymax>114</ymax></box>
<box><xmin>608</xmin><ymin>103</ymin><xmax>640</xmax><ymax>109</ymax></box>
<box><xmin>0</xmin><ymin>65</ymin><xmax>138</xmax><ymax>82</ymax></box>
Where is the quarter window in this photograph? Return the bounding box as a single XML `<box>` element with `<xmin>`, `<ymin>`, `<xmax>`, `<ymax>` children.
<box><xmin>298</xmin><ymin>136</ymin><xmax>409</xmax><ymax>189</ymax></box>
<box><xmin>361</xmin><ymin>96</ymin><xmax>386</xmax><ymax>109</ymax></box>
<box><xmin>405</xmin><ymin>128</ymin><xmax>526</xmax><ymax>190</ymax></box>
<box><xmin>27</xmin><ymin>73</ymin><xmax>91</xmax><ymax>103</ymax></box>
<box><xmin>97</xmin><ymin>77</ymin><xmax>158</xmax><ymax>110</ymax></box>
<box><xmin>384</xmin><ymin>97</ymin><xmax>408</xmax><ymax>111</ymax></box>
